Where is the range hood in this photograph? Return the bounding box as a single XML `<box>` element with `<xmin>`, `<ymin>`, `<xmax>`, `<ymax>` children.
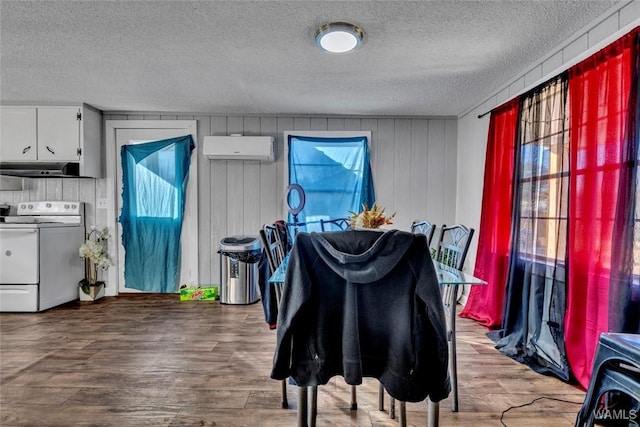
<box><xmin>0</xmin><ymin>162</ymin><xmax>80</xmax><ymax>177</ymax></box>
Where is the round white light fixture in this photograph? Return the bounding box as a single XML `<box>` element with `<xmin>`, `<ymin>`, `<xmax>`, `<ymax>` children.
<box><xmin>315</xmin><ymin>22</ymin><xmax>364</xmax><ymax>53</ymax></box>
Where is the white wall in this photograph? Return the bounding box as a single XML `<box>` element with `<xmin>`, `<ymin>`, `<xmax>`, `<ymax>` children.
<box><xmin>456</xmin><ymin>2</ymin><xmax>640</xmax><ymax>276</ymax></box>
<box><xmin>105</xmin><ymin>114</ymin><xmax>457</xmax><ymax>286</ymax></box>
<box><xmin>0</xmin><ymin>114</ymin><xmax>457</xmax><ymax>289</ymax></box>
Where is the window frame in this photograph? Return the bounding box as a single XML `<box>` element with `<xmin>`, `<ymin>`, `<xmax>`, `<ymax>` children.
<box><xmin>515</xmin><ymin>79</ymin><xmax>569</xmax><ymax>265</ymax></box>
<box><xmin>282</xmin><ymin>130</ymin><xmax>372</xmax><ymax>218</ymax></box>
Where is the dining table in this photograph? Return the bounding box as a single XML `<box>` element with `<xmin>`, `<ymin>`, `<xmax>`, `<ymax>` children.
<box><xmin>267</xmin><ymin>234</ymin><xmax>487</xmax><ymax>427</ymax></box>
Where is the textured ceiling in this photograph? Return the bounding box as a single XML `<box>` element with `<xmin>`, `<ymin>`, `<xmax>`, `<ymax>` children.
<box><xmin>0</xmin><ymin>0</ymin><xmax>622</xmax><ymax>117</ymax></box>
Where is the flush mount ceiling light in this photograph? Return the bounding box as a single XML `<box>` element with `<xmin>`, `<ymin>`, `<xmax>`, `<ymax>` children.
<box><xmin>315</xmin><ymin>22</ymin><xmax>364</xmax><ymax>53</ymax></box>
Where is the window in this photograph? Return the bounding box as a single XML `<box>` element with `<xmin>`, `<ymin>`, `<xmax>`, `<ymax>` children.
<box><xmin>284</xmin><ymin>132</ymin><xmax>374</xmax><ymax>232</ymax></box>
<box><xmin>130</xmin><ymin>147</ymin><xmax>182</xmax><ymax>218</ymax></box>
<box><xmin>516</xmin><ymin>78</ymin><xmax>569</xmax><ymax>263</ymax></box>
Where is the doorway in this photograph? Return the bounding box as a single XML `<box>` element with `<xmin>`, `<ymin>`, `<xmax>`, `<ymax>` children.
<box><xmin>105</xmin><ymin>121</ymin><xmax>198</xmax><ymax>295</ymax></box>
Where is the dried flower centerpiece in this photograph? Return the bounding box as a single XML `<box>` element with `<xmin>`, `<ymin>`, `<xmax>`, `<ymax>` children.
<box><xmin>78</xmin><ymin>226</ymin><xmax>111</xmax><ymax>300</ymax></box>
<box><xmin>349</xmin><ymin>203</ymin><xmax>396</xmax><ymax>229</ymax></box>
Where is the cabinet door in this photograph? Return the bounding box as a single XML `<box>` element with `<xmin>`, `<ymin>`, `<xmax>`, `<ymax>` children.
<box><xmin>0</xmin><ymin>107</ymin><xmax>38</xmax><ymax>161</ymax></box>
<box><xmin>37</xmin><ymin>107</ymin><xmax>81</xmax><ymax>161</ymax></box>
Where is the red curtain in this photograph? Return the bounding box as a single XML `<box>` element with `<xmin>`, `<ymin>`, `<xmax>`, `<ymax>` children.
<box><xmin>565</xmin><ymin>29</ymin><xmax>638</xmax><ymax>388</ymax></box>
<box><xmin>460</xmin><ymin>98</ymin><xmax>519</xmax><ymax>327</ymax></box>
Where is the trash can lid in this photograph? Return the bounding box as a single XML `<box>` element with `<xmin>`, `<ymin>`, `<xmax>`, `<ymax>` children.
<box><xmin>219</xmin><ymin>235</ymin><xmax>261</xmax><ymax>251</ymax></box>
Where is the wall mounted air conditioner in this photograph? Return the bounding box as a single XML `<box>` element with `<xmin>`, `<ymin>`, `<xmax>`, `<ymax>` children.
<box><xmin>203</xmin><ymin>135</ymin><xmax>275</xmax><ymax>162</ymax></box>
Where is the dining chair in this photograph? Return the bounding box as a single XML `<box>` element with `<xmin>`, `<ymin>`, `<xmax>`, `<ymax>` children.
<box><xmin>319</xmin><ymin>217</ymin><xmax>350</xmax><ymax>232</ymax></box>
<box><xmin>575</xmin><ymin>333</ymin><xmax>640</xmax><ymax>427</ymax></box>
<box><xmin>434</xmin><ymin>224</ymin><xmax>474</xmax><ymax>412</ymax></box>
<box><xmin>385</xmin><ymin>217</ymin><xmax>435</xmax><ymax>420</ymax></box>
<box><xmin>315</xmin><ymin>217</ymin><xmax>360</xmax><ymax>413</ymax></box>
<box><xmin>272</xmin><ymin>231</ymin><xmax>448</xmax><ymax>427</ymax></box>
<box><xmin>259</xmin><ymin>224</ymin><xmax>289</xmax><ymax>409</ymax></box>
<box><xmin>260</xmin><ymin>225</ymin><xmax>285</xmax><ymax>272</ymax></box>
<box><xmin>410</xmin><ymin>220</ymin><xmax>436</xmax><ymax>247</ymax></box>
<box><xmin>274</xmin><ymin>219</ymin><xmax>293</xmax><ymax>253</ymax></box>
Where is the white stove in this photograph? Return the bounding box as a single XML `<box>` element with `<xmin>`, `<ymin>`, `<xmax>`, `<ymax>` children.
<box><xmin>0</xmin><ymin>201</ymin><xmax>85</xmax><ymax>312</ymax></box>
<box><xmin>1</xmin><ymin>201</ymin><xmax>84</xmax><ymax>226</ymax></box>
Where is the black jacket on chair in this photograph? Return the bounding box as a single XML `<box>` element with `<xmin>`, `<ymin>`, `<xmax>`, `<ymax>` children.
<box><xmin>271</xmin><ymin>229</ymin><xmax>451</xmax><ymax>403</ymax></box>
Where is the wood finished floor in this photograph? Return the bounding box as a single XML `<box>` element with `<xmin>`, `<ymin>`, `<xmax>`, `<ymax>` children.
<box><xmin>0</xmin><ymin>295</ymin><xmax>586</xmax><ymax>426</ymax></box>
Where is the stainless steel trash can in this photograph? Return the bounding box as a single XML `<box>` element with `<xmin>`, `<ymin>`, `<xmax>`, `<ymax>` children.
<box><xmin>219</xmin><ymin>236</ymin><xmax>261</xmax><ymax>304</ymax></box>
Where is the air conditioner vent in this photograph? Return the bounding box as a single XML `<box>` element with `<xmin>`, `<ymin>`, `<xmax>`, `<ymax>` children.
<box><xmin>203</xmin><ymin>136</ymin><xmax>274</xmax><ymax>162</ymax></box>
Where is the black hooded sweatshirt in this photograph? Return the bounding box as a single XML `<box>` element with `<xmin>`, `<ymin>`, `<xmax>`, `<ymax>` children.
<box><xmin>271</xmin><ymin>229</ymin><xmax>450</xmax><ymax>403</ymax></box>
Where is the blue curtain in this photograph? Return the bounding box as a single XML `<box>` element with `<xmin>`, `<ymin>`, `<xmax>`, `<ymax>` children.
<box><xmin>288</xmin><ymin>135</ymin><xmax>375</xmax><ymax>231</ymax></box>
<box><xmin>119</xmin><ymin>135</ymin><xmax>195</xmax><ymax>292</ymax></box>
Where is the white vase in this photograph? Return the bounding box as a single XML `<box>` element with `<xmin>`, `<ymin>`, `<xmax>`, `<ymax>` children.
<box><xmin>79</xmin><ymin>282</ymin><xmax>105</xmax><ymax>302</ymax></box>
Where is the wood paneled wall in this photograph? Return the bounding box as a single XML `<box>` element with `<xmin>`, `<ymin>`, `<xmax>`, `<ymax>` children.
<box><xmin>1</xmin><ymin>113</ymin><xmax>457</xmax><ymax>288</ymax></box>
<box><xmin>0</xmin><ymin>178</ymin><xmax>106</xmax><ymax>232</ymax></box>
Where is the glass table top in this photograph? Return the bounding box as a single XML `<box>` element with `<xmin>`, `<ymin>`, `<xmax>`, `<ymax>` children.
<box><xmin>268</xmin><ymin>254</ymin><xmax>486</xmax><ymax>286</ymax></box>
<box><xmin>433</xmin><ymin>260</ymin><xmax>487</xmax><ymax>285</ymax></box>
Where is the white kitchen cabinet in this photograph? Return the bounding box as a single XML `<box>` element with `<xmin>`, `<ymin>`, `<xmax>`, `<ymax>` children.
<box><xmin>37</xmin><ymin>107</ymin><xmax>83</xmax><ymax>161</ymax></box>
<box><xmin>1</xmin><ymin>108</ymin><xmax>37</xmax><ymax>161</ymax></box>
<box><xmin>0</xmin><ymin>104</ymin><xmax>103</xmax><ymax>177</ymax></box>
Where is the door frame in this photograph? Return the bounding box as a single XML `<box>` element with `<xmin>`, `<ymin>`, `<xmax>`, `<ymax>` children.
<box><xmin>105</xmin><ymin>120</ymin><xmax>198</xmax><ymax>296</ymax></box>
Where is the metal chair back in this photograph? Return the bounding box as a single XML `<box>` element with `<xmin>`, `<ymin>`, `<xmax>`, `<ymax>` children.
<box><xmin>320</xmin><ymin>217</ymin><xmax>351</xmax><ymax>232</ymax></box>
<box><xmin>435</xmin><ymin>224</ymin><xmax>474</xmax><ymax>271</ymax></box>
<box><xmin>260</xmin><ymin>224</ymin><xmax>286</xmax><ymax>274</ymax></box>
<box><xmin>411</xmin><ymin>220</ymin><xmax>436</xmax><ymax>247</ymax></box>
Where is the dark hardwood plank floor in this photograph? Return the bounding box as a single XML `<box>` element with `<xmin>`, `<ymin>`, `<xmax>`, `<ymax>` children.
<box><xmin>0</xmin><ymin>295</ymin><xmax>585</xmax><ymax>426</ymax></box>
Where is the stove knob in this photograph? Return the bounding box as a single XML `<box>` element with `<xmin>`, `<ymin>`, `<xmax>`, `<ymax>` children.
<box><xmin>71</xmin><ymin>204</ymin><xmax>77</xmax><ymax>209</ymax></box>
<box><xmin>64</xmin><ymin>204</ymin><xmax>70</xmax><ymax>209</ymax></box>
<box><xmin>46</xmin><ymin>203</ymin><xmax>52</xmax><ymax>208</ymax></box>
<box><xmin>20</xmin><ymin>204</ymin><xmax>26</xmax><ymax>209</ymax></box>
<box><xmin>27</xmin><ymin>204</ymin><xmax>33</xmax><ymax>209</ymax></box>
